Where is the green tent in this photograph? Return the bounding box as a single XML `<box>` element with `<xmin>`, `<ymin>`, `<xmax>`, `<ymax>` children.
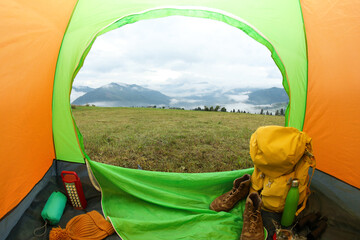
<box><xmin>1</xmin><ymin>0</ymin><xmax>359</xmax><ymax>239</ymax></box>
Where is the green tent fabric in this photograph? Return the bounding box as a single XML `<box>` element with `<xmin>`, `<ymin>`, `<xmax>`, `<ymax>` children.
<box><xmin>88</xmin><ymin>159</ymin><xmax>254</xmax><ymax>240</ymax></box>
<box><xmin>53</xmin><ymin>2</ymin><xmax>307</xmax><ymax>162</ymax></box>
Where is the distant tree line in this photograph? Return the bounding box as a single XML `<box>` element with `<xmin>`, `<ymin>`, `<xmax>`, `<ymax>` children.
<box><xmin>193</xmin><ymin>105</ymin><xmax>227</xmax><ymax>112</ymax></box>
<box><xmin>71</xmin><ymin>104</ymin><xmax>285</xmax><ymax>116</ymax></box>
<box><xmin>193</xmin><ymin>106</ymin><xmax>286</xmax><ymax>116</ymax></box>
<box><xmin>259</xmin><ymin>108</ymin><xmax>285</xmax><ymax>116</ymax></box>
<box><xmin>148</xmin><ymin>105</ymin><xmax>185</xmax><ymax>110</ymax></box>
<box><xmin>71</xmin><ymin>104</ymin><xmax>95</xmax><ymax>109</ymax></box>
<box><xmin>193</xmin><ymin>106</ymin><xmax>248</xmax><ymax>113</ymax></box>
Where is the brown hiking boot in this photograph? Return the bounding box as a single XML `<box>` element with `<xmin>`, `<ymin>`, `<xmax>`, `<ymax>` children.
<box><xmin>210</xmin><ymin>174</ymin><xmax>251</xmax><ymax>212</ymax></box>
<box><xmin>240</xmin><ymin>192</ymin><xmax>264</xmax><ymax>240</ymax></box>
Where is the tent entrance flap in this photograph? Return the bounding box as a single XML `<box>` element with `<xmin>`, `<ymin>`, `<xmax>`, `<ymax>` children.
<box><xmin>88</xmin><ymin>159</ymin><xmax>254</xmax><ymax>240</ymax></box>
<box><xmin>53</xmin><ymin>5</ymin><xmax>307</xmax><ymax>163</ymax></box>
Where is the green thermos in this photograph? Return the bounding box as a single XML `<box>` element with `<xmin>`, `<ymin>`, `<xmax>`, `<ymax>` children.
<box><xmin>281</xmin><ymin>179</ymin><xmax>299</xmax><ymax>227</ymax></box>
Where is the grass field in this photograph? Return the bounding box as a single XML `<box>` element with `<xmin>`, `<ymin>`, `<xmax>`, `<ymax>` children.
<box><xmin>72</xmin><ymin>106</ymin><xmax>285</xmax><ymax>173</ymax></box>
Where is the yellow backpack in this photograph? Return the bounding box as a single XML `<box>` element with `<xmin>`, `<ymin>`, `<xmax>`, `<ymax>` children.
<box><xmin>249</xmin><ymin>126</ymin><xmax>316</xmax><ymax>215</ymax></box>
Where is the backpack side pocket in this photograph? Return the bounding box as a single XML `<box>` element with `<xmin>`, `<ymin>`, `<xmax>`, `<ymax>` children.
<box><xmin>261</xmin><ymin>172</ymin><xmax>295</xmax><ymax>212</ymax></box>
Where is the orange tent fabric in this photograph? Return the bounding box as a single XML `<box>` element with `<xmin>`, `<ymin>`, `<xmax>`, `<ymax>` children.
<box><xmin>0</xmin><ymin>0</ymin><xmax>77</xmax><ymax>219</ymax></box>
<box><xmin>302</xmin><ymin>0</ymin><xmax>360</xmax><ymax>188</ymax></box>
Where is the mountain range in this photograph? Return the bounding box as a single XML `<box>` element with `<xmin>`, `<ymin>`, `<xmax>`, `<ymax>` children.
<box><xmin>72</xmin><ymin>83</ymin><xmax>171</xmax><ymax>107</ymax></box>
<box><xmin>71</xmin><ymin>83</ymin><xmax>288</xmax><ymax>111</ymax></box>
<box><xmin>246</xmin><ymin>87</ymin><xmax>289</xmax><ymax>105</ymax></box>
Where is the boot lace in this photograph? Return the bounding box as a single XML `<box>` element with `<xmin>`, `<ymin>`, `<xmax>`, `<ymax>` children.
<box><xmin>224</xmin><ymin>186</ymin><xmax>240</xmax><ymax>201</ymax></box>
<box><xmin>249</xmin><ymin>209</ymin><xmax>261</xmax><ymax>233</ymax></box>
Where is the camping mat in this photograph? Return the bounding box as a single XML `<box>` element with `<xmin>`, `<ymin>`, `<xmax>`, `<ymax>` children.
<box><xmin>88</xmin><ymin>160</ymin><xmax>254</xmax><ymax>240</ymax></box>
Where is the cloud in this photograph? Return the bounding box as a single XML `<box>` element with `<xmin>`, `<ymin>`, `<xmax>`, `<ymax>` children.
<box><xmin>74</xmin><ymin>16</ymin><xmax>282</xmax><ymax>95</ymax></box>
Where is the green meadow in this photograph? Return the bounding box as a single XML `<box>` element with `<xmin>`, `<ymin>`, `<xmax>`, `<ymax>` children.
<box><xmin>72</xmin><ymin>106</ymin><xmax>284</xmax><ymax>173</ymax></box>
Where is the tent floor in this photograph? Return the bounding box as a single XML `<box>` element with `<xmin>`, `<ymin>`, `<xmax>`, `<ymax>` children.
<box><xmin>6</xmin><ymin>173</ymin><xmax>121</xmax><ymax>240</ymax></box>
<box><xmin>6</xmin><ymin>161</ymin><xmax>360</xmax><ymax>240</ymax></box>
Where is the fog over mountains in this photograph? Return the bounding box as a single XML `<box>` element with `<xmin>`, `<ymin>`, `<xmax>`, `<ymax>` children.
<box><xmin>71</xmin><ymin>82</ymin><xmax>288</xmax><ymax>113</ymax></box>
<box><xmin>72</xmin><ymin>83</ymin><xmax>170</xmax><ymax>107</ymax></box>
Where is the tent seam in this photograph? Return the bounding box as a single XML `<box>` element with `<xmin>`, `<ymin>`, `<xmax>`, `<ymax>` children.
<box><xmin>86</xmin><ymin>160</ymin><xmax>124</xmax><ymax>240</ymax></box>
<box><xmin>51</xmin><ymin>0</ymin><xmax>82</xmax><ymax>160</ymax></box>
<box><xmin>298</xmin><ymin>0</ymin><xmax>309</xmax><ymax>131</ymax></box>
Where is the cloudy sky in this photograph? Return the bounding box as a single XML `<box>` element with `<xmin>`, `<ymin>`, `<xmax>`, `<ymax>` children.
<box><xmin>73</xmin><ymin>16</ymin><xmax>282</xmax><ymax>99</ymax></box>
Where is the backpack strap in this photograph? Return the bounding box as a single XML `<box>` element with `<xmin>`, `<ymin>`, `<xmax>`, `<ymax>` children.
<box><xmin>295</xmin><ymin>148</ymin><xmax>316</xmax><ymax>216</ymax></box>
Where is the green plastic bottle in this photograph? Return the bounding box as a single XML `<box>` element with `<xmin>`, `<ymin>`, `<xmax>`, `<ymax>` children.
<box><xmin>281</xmin><ymin>179</ymin><xmax>299</xmax><ymax>227</ymax></box>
